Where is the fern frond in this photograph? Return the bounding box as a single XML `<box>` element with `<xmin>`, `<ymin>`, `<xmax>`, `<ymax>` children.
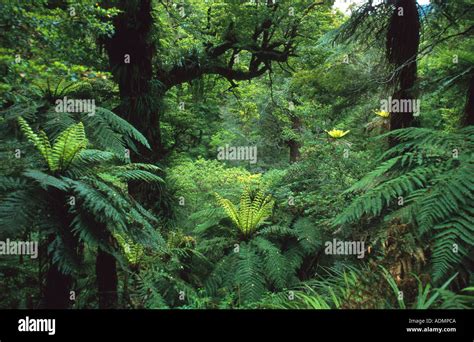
<box><xmin>50</xmin><ymin>121</ymin><xmax>88</xmax><ymax>171</ymax></box>
<box><xmin>215</xmin><ymin>193</ymin><xmax>241</xmax><ymax>229</ymax></box>
<box><xmin>93</xmin><ymin>107</ymin><xmax>150</xmax><ymax>149</ymax></box>
<box><xmin>235</xmin><ymin>245</ymin><xmax>266</xmax><ymax>303</ymax></box>
<box><xmin>293</xmin><ymin>217</ymin><xmax>321</xmax><ymax>253</ymax></box>
<box><xmin>431</xmin><ymin>209</ymin><xmax>474</xmax><ymax>282</ymax></box>
<box><xmin>215</xmin><ymin>188</ymin><xmax>274</xmax><ymax>238</ymax></box>
<box><xmin>17</xmin><ymin>117</ymin><xmax>49</xmax><ymax>162</ymax></box>
<box><xmin>23</xmin><ymin>170</ymin><xmax>69</xmax><ymax>191</ymax></box>
<box><xmin>251</xmin><ymin>237</ymin><xmax>291</xmax><ymax>290</ymax></box>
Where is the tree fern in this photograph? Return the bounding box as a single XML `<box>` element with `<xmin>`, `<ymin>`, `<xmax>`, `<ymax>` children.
<box><xmin>215</xmin><ymin>187</ymin><xmax>275</xmax><ymax>238</ymax></box>
<box><xmin>334</xmin><ymin>127</ymin><xmax>474</xmax><ymax>282</ymax></box>
<box><xmin>2</xmin><ymin>118</ymin><xmax>165</xmax><ymax>278</ymax></box>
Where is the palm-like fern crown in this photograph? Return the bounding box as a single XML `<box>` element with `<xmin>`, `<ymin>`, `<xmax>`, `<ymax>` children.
<box><xmin>333</xmin><ymin>126</ymin><xmax>474</xmax><ymax>282</ymax></box>
<box><xmin>215</xmin><ymin>187</ymin><xmax>275</xmax><ymax>238</ymax></box>
<box><xmin>17</xmin><ymin>117</ymin><xmax>87</xmax><ymax>172</ymax></box>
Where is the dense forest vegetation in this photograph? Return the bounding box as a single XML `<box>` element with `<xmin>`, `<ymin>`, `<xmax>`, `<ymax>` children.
<box><xmin>0</xmin><ymin>0</ymin><xmax>473</xmax><ymax>310</ymax></box>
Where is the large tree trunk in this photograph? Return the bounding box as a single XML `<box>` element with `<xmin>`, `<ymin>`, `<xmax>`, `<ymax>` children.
<box><xmin>42</xmin><ymin>262</ymin><xmax>72</xmax><ymax>309</ymax></box>
<box><xmin>96</xmin><ymin>247</ymin><xmax>119</xmax><ymax>309</ymax></box>
<box><xmin>103</xmin><ymin>0</ymin><xmax>162</xmax><ymax>163</ymax></box>
<box><xmin>387</xmin><ymin>0</ymin><xmax>420</xmax><ymax>145</ymax></box>
<box><xmin>100</xmin><ymin>1</ymin><xmax>158</xmax><ymax>305</ymax></box>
